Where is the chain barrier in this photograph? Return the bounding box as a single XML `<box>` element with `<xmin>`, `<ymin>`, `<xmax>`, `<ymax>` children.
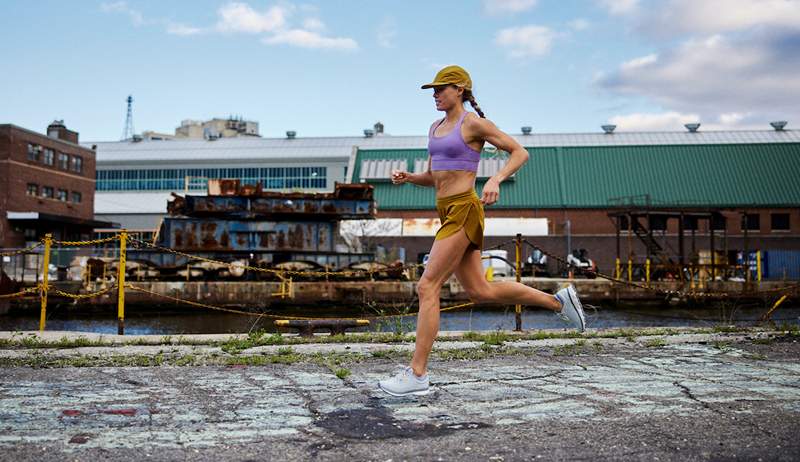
<box><xmin>51</xmin><ymin>236</ymin><xmax>120</xmax><ymax>247</ymax></box>
<box><xmin>521</xmin><ymin>238</ymin><xmax>800</xmax><ymax>299</ymax></box>
<box><xmin>50</xmin><ymin>284</ymin><xmax>119</xmax><ymax>300</ymax></box>
<box><xmin>0</xmin><ymin>286</ymin><xmax>40</xmax><ymax>299</ymax></box>
<box><xmin>0</xmin><ymin>242</ymin><xmax>43</xmax><ymax>257</ymax></box>
<box><xmin>126</xmin><ymin>282</ymin><xmax>475</xmax><ymax>321</ymax></box>
<box><xmin>127</xmin><ymin>236</ymin><xmax>517</xmax><ymax>279</ymax></box>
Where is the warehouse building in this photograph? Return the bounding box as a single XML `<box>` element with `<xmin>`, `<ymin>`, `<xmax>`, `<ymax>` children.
<box><xmin>90</xmin><ymin>123</ymin><xmax>800</xmax><ymax>277</ymax></box>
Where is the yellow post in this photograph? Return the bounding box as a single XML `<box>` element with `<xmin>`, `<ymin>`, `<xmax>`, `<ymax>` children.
<box><xmin>615</xmin><ymin>258</ymin><xmax>621</xmax><ymax>280</ymax></box>
<box><xmin>514</xmin><ymin>233</ymin><xmax>522</xmax><ymax>332</ymax></box>
<box><xmin>117</xmin><ymin>230</ymin><xmax>127</xmax><ymax>335</ymax></box>
<box><xmin>627</xmin><ymin>258</ymin><xmax>632</xmax><ymax>282</ymax></box>
<box><xmin>756</xmin><ymin>250</ymin><xmax>762</xmax><ymax>283</ymax></box>
<box><xmin>39</xmin><ymin>234</ymin><xmax>52</xmax><ymax>332</ymax></box>
<box><xmin>645</xmin><ymin>258</ymin><xmax>650</xmax><ymax>286</ymax></box>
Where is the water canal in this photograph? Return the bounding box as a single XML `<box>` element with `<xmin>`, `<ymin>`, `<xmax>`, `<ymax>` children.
<box><xmin>1</xmin><ymin>303</ymin><xmax>798</xmax><ymax>335</ymax></box>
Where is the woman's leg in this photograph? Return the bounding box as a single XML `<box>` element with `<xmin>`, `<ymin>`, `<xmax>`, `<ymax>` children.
<box><xmin>409</xmin><ymin>229</ymin><xmax>473</xmax><ymax>377</ymax></box>
<box><xmin>454</xmin><ymin>247</ymin><xmax>562</xmax><ymax>311</ymax></box>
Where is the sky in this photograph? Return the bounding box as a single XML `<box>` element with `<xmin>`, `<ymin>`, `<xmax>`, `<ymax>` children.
<box><xmin>1</xmin><ymin>0</ymin><xmax>798</xmax><ymax>141</ymax></box>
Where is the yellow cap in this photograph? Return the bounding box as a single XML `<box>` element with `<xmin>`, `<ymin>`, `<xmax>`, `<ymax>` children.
<box><xmin>421</xmin><ymin>65</ymin><xmax>472</xmax><ymax>90</ymax></box>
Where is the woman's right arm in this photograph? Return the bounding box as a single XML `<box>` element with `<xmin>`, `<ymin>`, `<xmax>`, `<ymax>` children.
<box><xmin>407</xmin><ymin>156</ymin><xmax>434</xmax><ymax>187</ymax></box>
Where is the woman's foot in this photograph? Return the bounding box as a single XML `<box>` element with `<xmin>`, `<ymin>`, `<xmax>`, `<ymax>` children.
<box><xmin>378</xmin><ymin>365</ymin><xmax>430</xmax><ymax>396</ymax></box>
<box><xmin>555</xmin><ymin>284</ymin><xmax>586</xmax><ymax>332</ymax></box>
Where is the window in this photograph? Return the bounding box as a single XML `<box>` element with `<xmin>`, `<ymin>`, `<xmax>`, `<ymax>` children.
<box><xmin>41</xmin><ymin>186</ymin><xmax>54</xmax><ymax>199</ymax></box>
<box><xmin>70</xmin><ymin>156</ymin><xmax>83</xmax><ymax>173</ymax></box>
<box><xmin>682</xmin><ymin>216</ymin><xmax>698</xmax><ymax>231</ymax></box>
<box><xmin>649</xmin><ymin>215</ymin><xmax>667</xmax><ymax>231</ymax></box>
<box><xmin>26</xmin><ymin>183</ymin><xmax>38</xmax><ymax>196</ymax></box>
<box><xmin>43</xmin><ymin>149</ymin><xmax>55</xmax><ymax>166</ymax></box>
<box><xmin>57</xmin><ymin>189</ymin><xmax>68</xmax><ymax>202</ymax></box>
<box><xmin>741</xmin><ymin>213</ymin><xmax>760</xmax><ymax>231</ymax></box>
<box><xmin>711</xmin><ymin>214</ymin><xmax>726</xmax><ymax>231</ymax></box>
<box><xmin>771</xmin><ymin>213</ymin><xmax>790</xmax><ymax>231</ymax></box>
<box><xmin>57</xmin><ymin>152</ymin><xmax>69</xmax><ymax>170</ymax></box>
<box><xmin>94</xmin><ymin>166</ymin><xmax>328</xmax><ymax>191</ymax></box>
<box><xmin>71</xmin><ymin>191</ymin><xmax>82</xmax><ymax>204</ymax></box>
<box><xmin>27</xmin><ymin>143</ymin><xmax>40</xmax><ymax>161</ymax></box>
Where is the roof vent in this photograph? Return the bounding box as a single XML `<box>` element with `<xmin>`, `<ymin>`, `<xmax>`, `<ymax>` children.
<box><xmin>286</xmin><ymin>130</ymin><xmax>296</xmax><ymax>139</ymax></box>
<box><xmin>601</xmin><ymin>124</ymin><xmax>616</xmax><ymax>134</ymax></box>
<box><xmin>684</xmin><ymin>123</ymin><xmax>701</xmax><ymax>133</ymax></box>
<box><xmin>770</xmin><ymin>121</ymin><xmax>787</xmax><ymax>131</ymax></box>
<box><xmin>363</xmin><ymin>129</ymin><xmax>375</xmax><ymax>138</ymax></box>
<box><xmin>521</xmin><ymin>126</ymin><xmax>532</xmax><ymax>135</ymax></box>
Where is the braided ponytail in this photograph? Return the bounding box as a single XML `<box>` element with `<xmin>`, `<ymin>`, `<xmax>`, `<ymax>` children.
<box><xmin>462</xmin><ymin>89</ymin><xmax>485</xmax><ymax>118</ymax></box>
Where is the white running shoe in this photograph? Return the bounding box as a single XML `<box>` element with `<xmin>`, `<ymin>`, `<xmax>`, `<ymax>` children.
<box><xmin>378</xmin><ymin>365</ymin><xmax>430</xmax><ymax>397</ymax></box>
<box><xmin>555</xmin><ymin>284</ymin><xmax>586</xmax><ymax>332</ymax></box>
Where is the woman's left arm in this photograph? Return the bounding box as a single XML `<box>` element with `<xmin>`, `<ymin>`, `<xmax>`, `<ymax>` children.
<box><xmin>468</xmin><ymin>117</ymin><xmax>529</xmax><ymax>205</ymax></box>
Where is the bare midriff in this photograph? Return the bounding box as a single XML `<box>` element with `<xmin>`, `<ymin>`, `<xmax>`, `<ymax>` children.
<box><xmin>432</xmin><ymin>170</ymin><xmax>477</xmax><ymax>199</ymax></box>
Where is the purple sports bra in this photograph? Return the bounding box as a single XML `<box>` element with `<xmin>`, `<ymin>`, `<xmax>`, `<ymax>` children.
<box><xmin>428</xmin><ymin>111</ymin><xmax>481</xmax><ymax>172</ymax></box>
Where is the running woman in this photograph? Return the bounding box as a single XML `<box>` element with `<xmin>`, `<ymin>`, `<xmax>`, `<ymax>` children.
<box><xmin>378</xmin><ymin>65</ymin><xmax>586</xmax><ymax>397</ymax></box>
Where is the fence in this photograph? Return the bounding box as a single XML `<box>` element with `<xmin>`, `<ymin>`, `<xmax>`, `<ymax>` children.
<box><xmin>2</xmin><ymin>231</ymin><xmax>798</xmax><ymax>335</ymax></box>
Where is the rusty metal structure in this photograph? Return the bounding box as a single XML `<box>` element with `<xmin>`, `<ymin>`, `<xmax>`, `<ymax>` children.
<box><xmin>126</xmin><ymin>180</ymin><xmax>378</xmax><ymax>280</ymax></box>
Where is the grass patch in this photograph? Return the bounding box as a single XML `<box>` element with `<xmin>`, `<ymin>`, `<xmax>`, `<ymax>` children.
<box><xmin>334</xmin><ymin>368</ymin><xmax>351</xmax><ymax>380</ymax></box>
<box><xmin>644</xmin><ymin>337</ymin><xmax>667</xmax><ymax>348</ymax></box>
<box><xmin>712</xmin><ymin>340</ymin><xmax>732</xmax><ymax>351</ymax></box>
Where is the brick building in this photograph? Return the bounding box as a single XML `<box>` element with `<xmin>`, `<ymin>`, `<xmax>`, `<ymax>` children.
<box><xmin>0</xmin><ymin>122</ymin><xmax>113</xmax><ymax>248</ymax></box>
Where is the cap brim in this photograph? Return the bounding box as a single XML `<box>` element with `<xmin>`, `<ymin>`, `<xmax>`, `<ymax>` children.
<box><xmin>420</xmin><ymin>81</ymin><xmax>445</xmax><ymax>89</ymax></box>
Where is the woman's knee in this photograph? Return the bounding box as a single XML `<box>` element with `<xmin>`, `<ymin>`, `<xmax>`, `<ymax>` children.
<box><xmin>465</xmin><ymin>284</ymin><xmax>493</xmax><ymax>303</ymax></box>
<box><xmin>416</xmin><ymin>276</ymin><xmax>441</xmax><ymax>298</ymax></box>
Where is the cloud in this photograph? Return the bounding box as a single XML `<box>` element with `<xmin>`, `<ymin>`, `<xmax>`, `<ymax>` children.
<box><xmin>107</xmin><ymin>1</ymin><xmax>359</xmax><ymax>51</ymax></box>
<box><xmin>262</xmin><ymin>29</ymin><xmax>358</xmax><ymax>50</ymax></box>
<box><xmin>598</xmin><ymin>32</ymin><xmax>800</xmax><ymax>117</ymax></box>
<box><xmin>607</xmin><ymin>110</ymin><xmax>768</xmax><ymax>131</ymax></box>
<box><xmin>377</xmin><ymin>17</ymin><xmax>397</xmax><ymax>48</ymax></box>
<box><xmin>568</xmin><ymin>18</ymin><xmax>590</xmax><ymax>31</ymax></box>
<box><xmin>596</xmin><ymin>0</ymin><xmax>800</xmax><ymax>129</ymax></box>
<box><xmin>495</xmin><ymin>25</ymin><xmax>556</xmax><ymax>58</ymax></box>
<box><xmin>607</xmin><ymin>111</ymin><xmax>700</xmax><ymax>131</ymax></box>
<box><xmin>637</xmin><ymin>0</ymin><xmax>800</xmax><ymax>37</ymax></box>
<box><xmin>215</xmin><ymin>2</ymin><xmax>288</xmax><ymax>33</ymax></box>
<box><xmin>166</xmin><ymin>22</ymin><xmax>204</xmax><ymax>36</ymax></box>
<box><xmin>302</xmin><ymin>17</ymin><xmax>325</xmax><ymax>31</ymax></box>
<box><xmin>596</xmin><ymin>0</ymin><xmax>639</xmax><ymax>16</ymax></box>
<box><xmin>483</xmin><ymin>0</ymin><xmax>538</xmax><ymax>14</ymax></box>
<box><xmin>100</xmin><ymin>1</ymin><xmax>145</xmax><ymax>26</ymax></box>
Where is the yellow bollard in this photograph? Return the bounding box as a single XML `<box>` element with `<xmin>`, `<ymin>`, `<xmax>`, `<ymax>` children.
<box><xmin>515</xmin><ymin>233</ymin><xmax>522</xmax><ymax>332</ymax></box>
<box><xmin>39</xmin><ymin>234</ymin><xmax>52</xmax><ymax>332</ymax></box>
<box><xmin>627</xmin><ymin>259</ymin><xmax>632</xmax><ymax>282</ymax></box>
<box><xmin>485</xmin><ymin>265</ymin><xmax>494</xmax><ymax>281</ymax></box>
<box><xmin>756</xmin><ymin>250</ymin><xmax>762</xmax><ymax>283</ymax></box>
<box><xmin>645</xmin><ymin>259</ymin><xmax>650</xmax><ymax>286</ymax></box>
<box><xmin>117</xmin><ymin>230</ymin><xmax>127</xmax><ymax>335</ymax></box>
<box><xmin>615</xmin><ymin>258</ymin><xmax>621</xmax><ymax>280</ymax></box>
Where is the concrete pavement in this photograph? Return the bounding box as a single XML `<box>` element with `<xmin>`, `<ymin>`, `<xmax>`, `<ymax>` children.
<box><xmin>0</xmin><ymin>328</ymin><xmax>798</xmax><ymax>461</ymax></box>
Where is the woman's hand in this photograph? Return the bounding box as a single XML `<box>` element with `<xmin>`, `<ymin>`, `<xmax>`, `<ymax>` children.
<box><xmin>391</xmin><ymin>170</ymin><xmax>412</xmax><ymax>185</ymax></box>
<box><xmin>481</xmin><ymin>177</ymin><xmax>500</xmax><ymax>205</ymax></box>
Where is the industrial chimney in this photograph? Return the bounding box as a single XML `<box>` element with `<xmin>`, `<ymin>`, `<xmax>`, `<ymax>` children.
<box><xmin>684</xmin><ymin>123</ymin><xmax>701</xmax><ymax>133</ymax></box>
<box><xmin>770</xmin><ymin>121</ymin><xmax>788</xmax><ymax>131</ymax></box>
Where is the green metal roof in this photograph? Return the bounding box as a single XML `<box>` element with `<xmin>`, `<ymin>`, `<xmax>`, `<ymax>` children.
<box><xmin>353</xmin><ymin>143</ymin><xmax>800</xmax><ymax>210</ymax></box>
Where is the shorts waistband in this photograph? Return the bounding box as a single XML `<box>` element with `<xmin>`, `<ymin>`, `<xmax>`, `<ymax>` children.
<box><xmin>436</xmin><ymin>189</ymin><xmax>478</xmax><ymax>205</ymax></box>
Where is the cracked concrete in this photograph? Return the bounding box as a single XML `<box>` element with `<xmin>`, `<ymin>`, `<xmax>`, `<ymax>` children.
<box><xmin>0</xmin><ymin>332</ymin><xmax>798</xmax><ymax>461</ymax></box>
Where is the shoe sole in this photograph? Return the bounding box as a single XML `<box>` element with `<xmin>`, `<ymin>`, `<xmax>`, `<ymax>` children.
<box><xmin>378</xmin><ymin>383</ymin><xmax>431</xmax><ymax>397</ymax></box>
<box><xmin>566</xmin><ymin>285</ymin><xmax>586</xmax><ymax>332</ymax></box>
